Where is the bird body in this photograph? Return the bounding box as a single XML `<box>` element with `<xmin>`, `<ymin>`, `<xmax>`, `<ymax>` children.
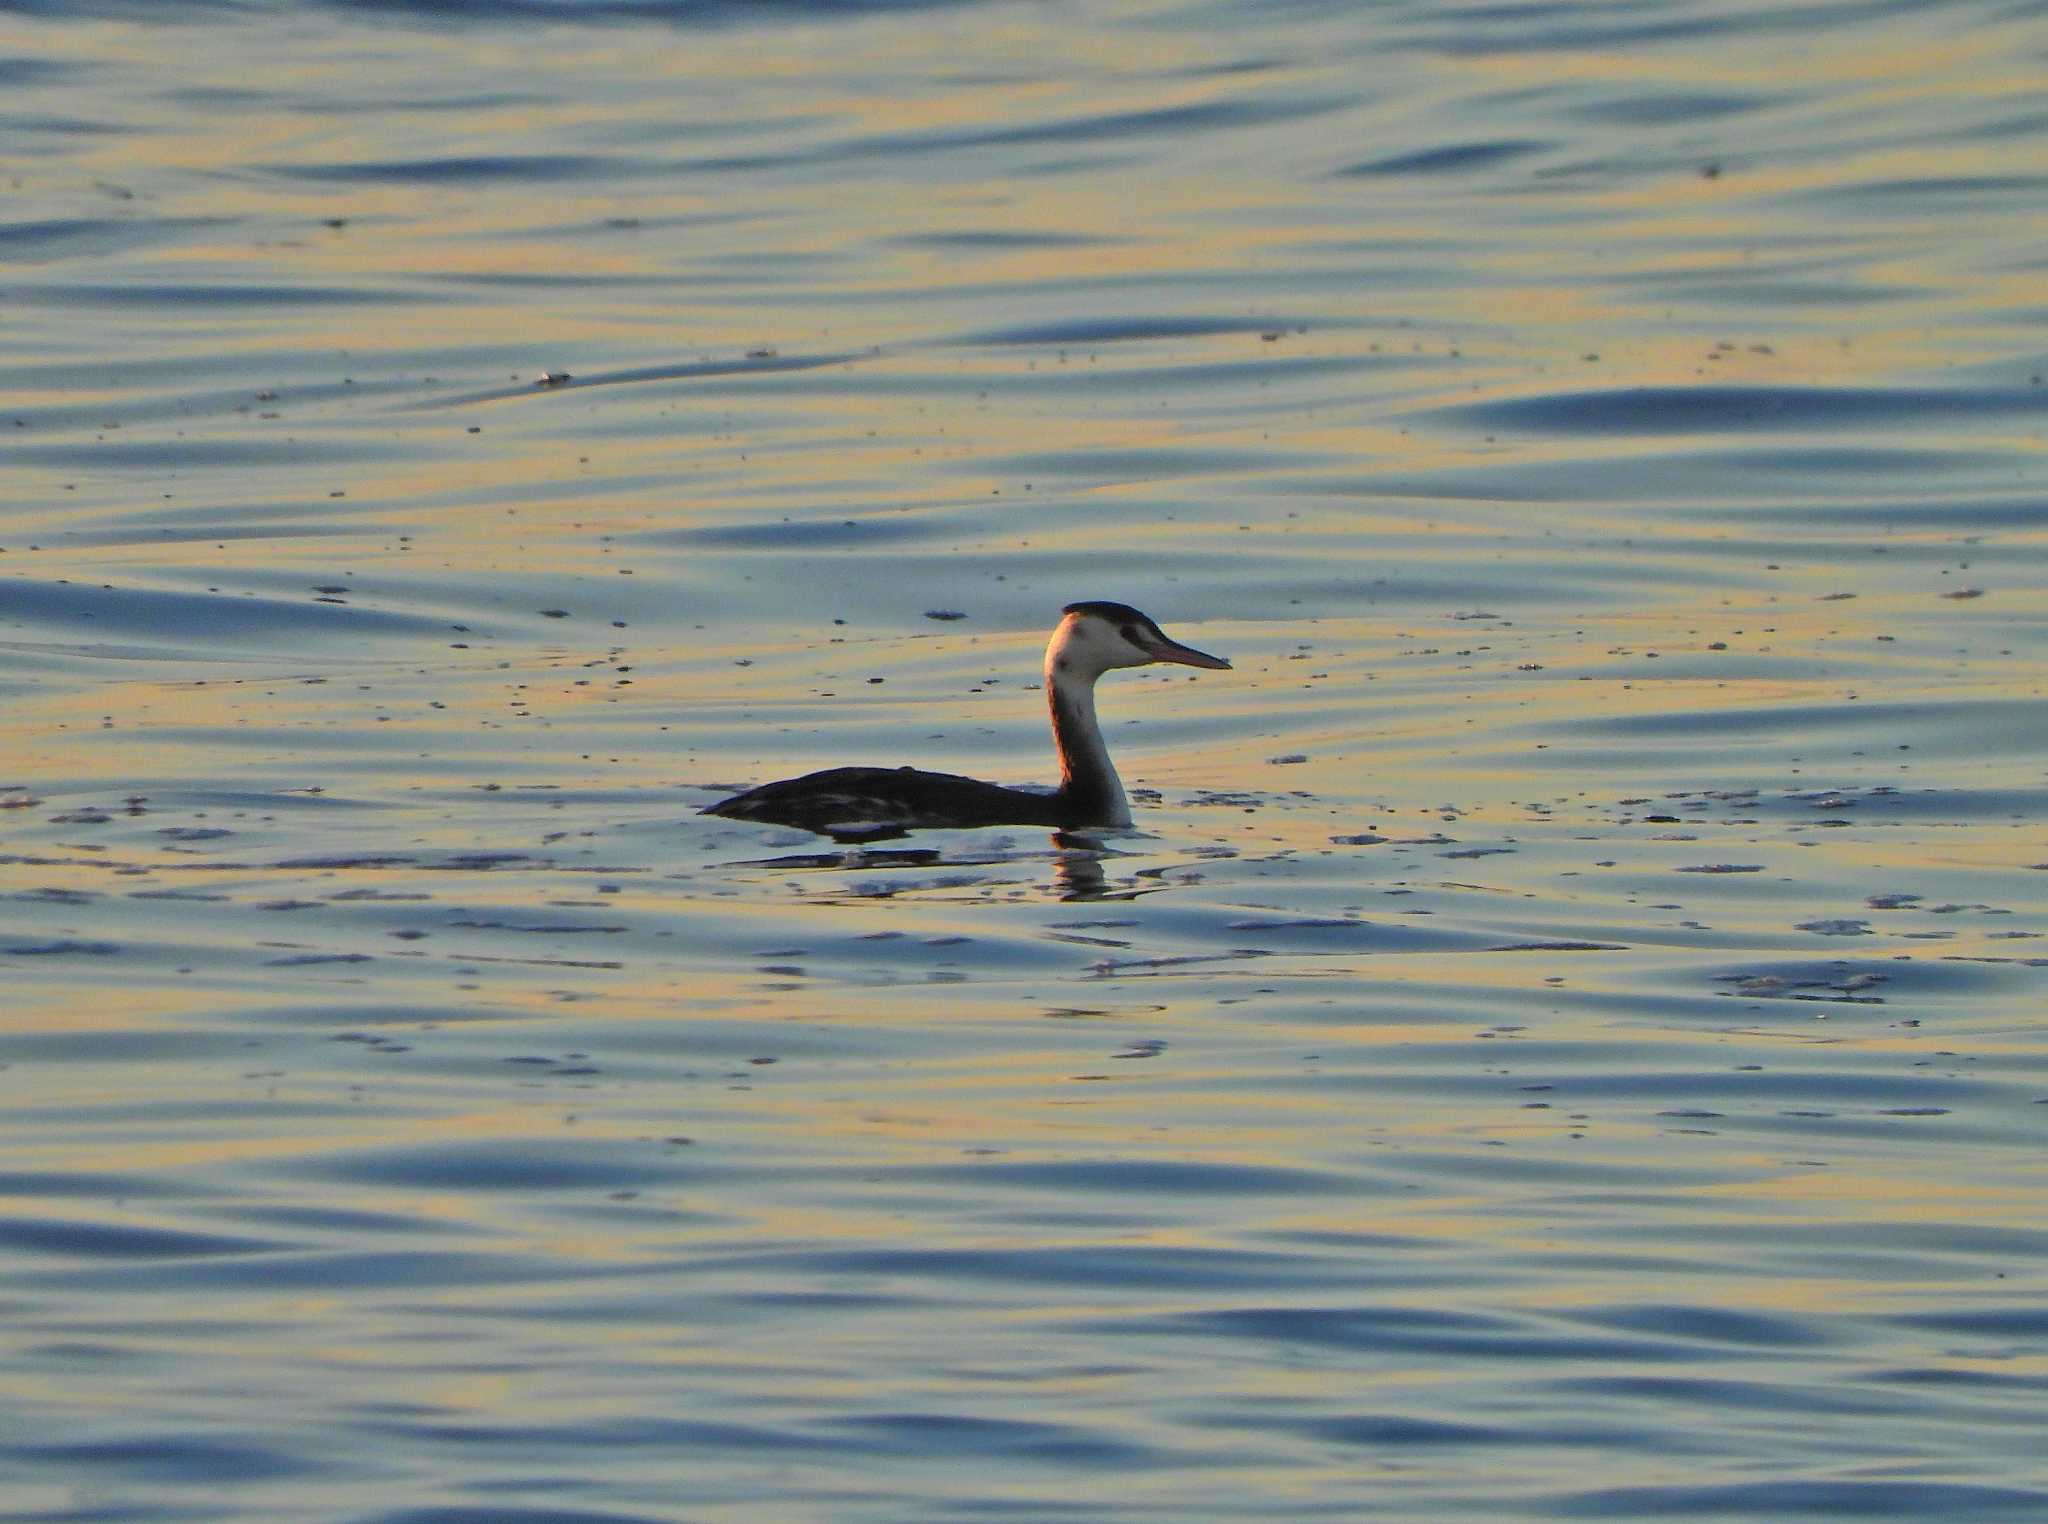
<box><xmin>703</xmin><ymin>602</ymin><xmax>1229</xmax><ymax>839</ymax></box>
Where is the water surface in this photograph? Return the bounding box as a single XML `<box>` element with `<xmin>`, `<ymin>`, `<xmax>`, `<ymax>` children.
<box><xmin>3</xmin><ymin>1</ymin><xmax>2046</xmax><ymax>1519</ymax></box>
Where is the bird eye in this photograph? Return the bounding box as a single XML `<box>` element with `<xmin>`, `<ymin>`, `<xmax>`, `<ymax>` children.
<box><xmin>1120</xmin><ymin>624</ymin><xmax>1139</xmax><ymax>643</ymax></box>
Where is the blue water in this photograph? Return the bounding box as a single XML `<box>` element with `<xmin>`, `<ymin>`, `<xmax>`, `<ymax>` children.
<box><xmin>3</xmin><ymin>1</ymin><xmax>2046</xmax><ymax>1519</ymax></box>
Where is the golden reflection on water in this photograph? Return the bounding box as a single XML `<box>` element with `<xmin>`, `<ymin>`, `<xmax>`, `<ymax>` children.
<box><xmin>4</xmin><ymin>6</ymin><xmax>2046</xmax><ymax>1513</ymax></box>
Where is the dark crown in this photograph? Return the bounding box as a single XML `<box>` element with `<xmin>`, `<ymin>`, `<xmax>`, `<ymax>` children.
<box><xmin>1061</xmin><ymin>600</ymin><xmax>1157</xmax><ymax>631</ymax></box>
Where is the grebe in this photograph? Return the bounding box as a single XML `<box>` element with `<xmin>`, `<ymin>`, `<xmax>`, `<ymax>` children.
<box><xmin>703</xmin><ymin>601</ymin><xmax>1230</xmax><ymax>838</ymax></box>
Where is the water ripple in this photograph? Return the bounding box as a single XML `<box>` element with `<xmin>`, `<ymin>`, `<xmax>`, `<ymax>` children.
<box><xmin>1339</xmin><ymin>139</ymin><xmax>1547</xmax><ymax>175</ymax></box>
<box><xmin>1432</xmin><ymin>384</ymin><xmax>2048</xmax><ymax>435</ymax></box>
<box><xmin>1547</xmin><ymin>1480</ymin><xmax>2048</xmax><ymax>1518</ymax></box>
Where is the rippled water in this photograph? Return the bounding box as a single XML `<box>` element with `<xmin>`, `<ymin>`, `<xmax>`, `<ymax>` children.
<box><xmin>5</xmin><ymin>1</ymin><xmax>2047</xmax><ymax>1519</ymax></box>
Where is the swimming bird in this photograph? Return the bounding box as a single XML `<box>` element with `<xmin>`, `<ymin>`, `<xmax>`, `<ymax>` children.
<box><xmin>702</xmin><ymin>601</ymin><xmax>1230</xmax><ymax>838</ymax></box>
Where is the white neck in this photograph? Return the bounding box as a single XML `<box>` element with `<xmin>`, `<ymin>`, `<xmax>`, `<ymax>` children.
<box><xmin>1044</xmin><ymin>649</ymin><xmax>1130</xmax><ymax>827</ymax></box>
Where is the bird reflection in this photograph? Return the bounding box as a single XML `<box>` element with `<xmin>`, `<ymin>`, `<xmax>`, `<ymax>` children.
<box><xmin>715</xmin><ymin>829</ymin><xmax>1135</xmax><ymax>900</ymax></box>
<box><xmin>1050</xmin><ymin>830</ymin><xmax>1110</xmax><ymax>900</ymax></box>
<box><xmin>727</xmin><ymin>846</ymin><xmax>945</xmax><ymax>871</ymax></box>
